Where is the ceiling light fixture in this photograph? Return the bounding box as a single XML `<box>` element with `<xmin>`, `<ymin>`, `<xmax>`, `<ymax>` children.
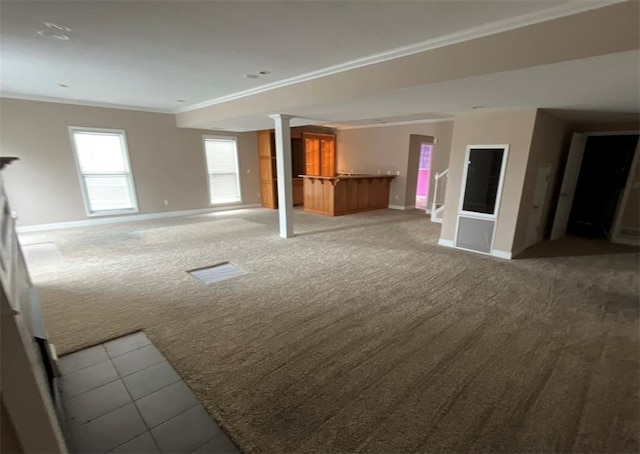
<box><xmin>243</xmin><ymin>74</ymin><xmax>258</xmax><ymax>79</ymax></box>
<box><xmin>57</xmin><ymin>83</ymin><xmax>68</xmax><ymax>88</ymax></box>
<box><xmin>176</xmin><ymin>99</ymin><xmax>186</xmax><ymax>103</ymax></box>
<box><xmin>257</xmin><ymin>70</ymin><xmax>271</xmax><ymax>75</ymax></box>
<box><xmin>45</xmin><ymin>22</ymin><xmax>72</xmax><ymax>32</ymax></box>
<box><xmin>471</xmin><ymin>105</ymin><xmax>484</xmax><ymax>110</ymax></box>
<box><xmin>38</xmin><ymin>30</ymin><xmax>69</xmax><ymax>40</ymax></box>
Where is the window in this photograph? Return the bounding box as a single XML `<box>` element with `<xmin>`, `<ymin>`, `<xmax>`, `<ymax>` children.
<box><xmin>461</xmin><ymin>146</ymin><xmax>507</xmax><ymax>216</ymax></box>
<box><xmin>70</xmin><ymin>128</ymin><xmax>138</xmax><ymax>216</ymax></box>
<box><xmin>203</xmin><ymin>136</ymin><xmax>241</xmax><ymax>204</ymax></box>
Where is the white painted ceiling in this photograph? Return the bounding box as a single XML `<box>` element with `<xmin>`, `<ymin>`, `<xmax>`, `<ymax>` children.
<box><xmin>1</xmin><ymin>0</ymin><xmax>574</xmax><ymax>112</ymax></box>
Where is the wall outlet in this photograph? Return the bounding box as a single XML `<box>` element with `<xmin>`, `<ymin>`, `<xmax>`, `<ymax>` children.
<box><xmin>258</xmin><ymin>193</ymin><xmax>261</xmax><ymax>198</ymax></box>
<box><xmin>247</xmin><ymin>169</ymin><xmax>251</xmax><ymax>173</ymax></box>
<box><xmin>163</xmin><ymin>200</ymin><xmax>169</xmax><ymax>206</ymax></box>
<box><xmin>395</xmin><ymin>195</ymin><xmax>399</xmax><ymax>200</ymax></box>
<box><xmin>396</xmin><ymin>171</ymin><xmax>400</xmax><ymax>175</ymax></box>
<box><xmin>387</xmin><ymin>170</ymin><xmax>391</xmax><ymax>175</ymax></box>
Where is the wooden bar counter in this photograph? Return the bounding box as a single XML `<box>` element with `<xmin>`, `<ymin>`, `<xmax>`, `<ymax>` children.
<box><xmin>301</xmin><ymin>174</ymin><xmax>396</xmax><ymax>216</ymax></box>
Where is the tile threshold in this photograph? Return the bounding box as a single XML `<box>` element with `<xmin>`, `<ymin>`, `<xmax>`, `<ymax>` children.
<box><xmin>58</xmin><ymin>331</ymin><xmax>239</xmax><ymax>453</ymax></box>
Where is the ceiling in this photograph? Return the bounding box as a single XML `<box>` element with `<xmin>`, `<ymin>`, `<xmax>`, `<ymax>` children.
<box><xmin>1</xmin><ymin>0</ymin><xmax>580</xmax><ymax>112</ymax></box>
<box><xmin>174</xmin><ymin>49</ymin><xmax>640</xmax><ymax>131</ymax></box>
<box><xmin>1</xmin><ymin>0</ymin><xmax>637</xmax><ymax>131</ymax></box>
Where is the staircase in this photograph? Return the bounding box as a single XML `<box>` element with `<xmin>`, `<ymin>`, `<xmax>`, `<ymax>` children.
<box><xmin>431</xmin><ymin>169</ymin><xmax>448</xmax><ymax>223</ymax></box>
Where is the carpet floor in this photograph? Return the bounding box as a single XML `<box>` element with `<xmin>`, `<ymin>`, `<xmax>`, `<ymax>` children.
<box><xmin>20</xmin><ymin>208</ymin><xmax>639</xmax><ymax>453</ymax></box>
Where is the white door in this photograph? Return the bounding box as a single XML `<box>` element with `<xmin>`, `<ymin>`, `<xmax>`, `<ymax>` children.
<box><xmin>527</xmin><ymin>164</ymin><xmax>552</xmax><ymax>247</ymax></box>
<box><xmin>550</xmin><ymin>133</ymin><xmax>588</xmax><ymax>241</ymax></box>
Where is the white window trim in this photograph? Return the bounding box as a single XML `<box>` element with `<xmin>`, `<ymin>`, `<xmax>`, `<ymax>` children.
<box><xmin>457</xmin><ymin>144</ymin><xmax>510</xmax><ymax>220</ymax></box>
<box><xmin>69</xmin><ymin>126</ymin><xmax>139</xmax><ymax>217</ymax></box>
<box><xmin>454</xmin><ymin>144</ymin><xmax>510</xmax><ymax>255</ymax></box>
<box><xmin>202</xmin><ymin>135</ymin><xmax>243</xmax><ymax>205</ymax></box>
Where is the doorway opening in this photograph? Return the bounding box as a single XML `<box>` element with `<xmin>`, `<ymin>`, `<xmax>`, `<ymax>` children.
<box><xmin>568</xmin><ymin>135</ymin><xmax>638</xmax><ymax>238</ymax></box>
<box><xmin>551</xmin><ymin>133</ymin><xmax>639</xmax><ymax>243</ymax></box>
<box><xmin>415</xmin><ymin>143</ymin><xmax>432</xmax><ymax>210</ymax></box>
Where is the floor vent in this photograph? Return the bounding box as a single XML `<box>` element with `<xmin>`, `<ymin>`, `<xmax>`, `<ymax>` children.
<box><xmin>188</xmin><ymin>262</ymin><xmax>245</xmax><ymax>284</ymax></box>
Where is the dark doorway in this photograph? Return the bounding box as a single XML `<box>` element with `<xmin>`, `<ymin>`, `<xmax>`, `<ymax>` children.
<box><xmin>567</xmin><ymin>134</ymin><xmax>639</xmax><ymax>238</ymax></box>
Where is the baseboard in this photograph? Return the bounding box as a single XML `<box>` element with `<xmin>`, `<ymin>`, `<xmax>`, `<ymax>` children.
<box><xmin>491</xmin><ymin>249</ymin><xmax>513</xmax><ymax>260</ymax></box>
<box><xmin>388</xmin><ymin>204</ymin><xmax>407</xmax><ymax>210</ymax></box>
<box><xmin>611</xmin><ymin>236</ymin><xmax>640</xmax><ymax>247</ymax></box>
<box><xmin>16</xmin><ymin>204</ymin><xmax>262</xmax><ymax>233</ymax></box>
<box><xmin>438</xmin><ymin>238</ymin><xmax>455</xmax><ymax>248</ymax></box>
<box><xmin>510</xmin><ymin>244</ymin><xmax>528</xmax><ymax>259</ymax></box>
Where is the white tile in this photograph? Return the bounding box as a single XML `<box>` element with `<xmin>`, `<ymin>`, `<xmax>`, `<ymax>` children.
<box><xmin>135</xmin><ymin>381</ymin><xmax>199</xmax><ymax>428</ymax></box>
<box><xmin>192</xmin><ymin>433</ymin><xmax>240</xmax><ymax>454</ymax></box>
<box><xmin>58</xmin><ymin>345</ymin><xmax>109</xmax><ymax>375</ymax></box>
<box><xmin>109</xmin><ymin>432</ymin><xmax>159</xmax><ymax>453</ymax></box>
<box><xmin>71</xmin><ymin>403</ymin><xmax>147</xmax><ymax>453</ymax></box>
<box><xmin>61</xmin><ymin>360</ymin><xmax>120</xmax><ymax>399</ymax></box>
<box><xmin>122</xmin><ymin>361</ymin><xmax>181</xmax><ymax>400</ymax></box>
<box><xmin>66</xmin><ymin>380</ymin><xmax>132</xmax><ymax>426</ymax></box>
<box><xmin>104</xmin><ymin>332</ymin><xmax>152</xmax><ymax>358</ymax></box>
<box><xmin>112</xmin><ymin>345</ymin><xmax>165</xmax><ymax>377</ymax></box>
<box><xmin>151</xmin><ymin>405</ymin><xmax>221</xmax><ymax>454</ymax></box>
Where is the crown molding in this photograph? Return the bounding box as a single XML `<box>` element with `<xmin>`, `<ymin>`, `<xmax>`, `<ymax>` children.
<box><xmin>0</xmin><ymin>92</ymin><xmax>172</xmax><ymax>114</ymax></box>
<box><xmin>333</xmin><ymin>117</ymin><xmax>454</xmax><ymax>130</ymax></box>
<box><xmin>175</xmin><ymin>0</ymin><xmax>626</xmax><ymax>114</ymax></box>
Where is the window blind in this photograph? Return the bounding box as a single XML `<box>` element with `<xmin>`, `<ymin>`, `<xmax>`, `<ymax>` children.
<box><xmin>204</xmin><ymin>138</ymin><xmax>241</xmax><ymax>204</ymax></box>
<box><xmin>71</xmin><ymin>129</ymin><xmax>138</xmax><ymax>215</ymax></box>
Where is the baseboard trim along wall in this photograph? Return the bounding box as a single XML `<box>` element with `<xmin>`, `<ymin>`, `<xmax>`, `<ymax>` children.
<box><xmin>491</xmin><ymin>249</ymin><xmax>513</xmax><ymax>260</ymax></box>
<box><xmin>16</xmin><ymin>204</ymin><xmax>262</xmax><ymax>233</ymax></box>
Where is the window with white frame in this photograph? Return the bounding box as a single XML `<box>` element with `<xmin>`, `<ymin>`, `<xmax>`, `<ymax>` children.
<box><xmin>70</xmin><ymin>128</ymin><xmax>138</xmax><ymax>215</ymax></box>
<box><xmin>203</xmin><ymin>136</ymin><xmax>241</xmax><ymax>204</ymax></box>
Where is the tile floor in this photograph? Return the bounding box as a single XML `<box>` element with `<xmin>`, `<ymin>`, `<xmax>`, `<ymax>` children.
<box><xmin>58</xmin><ymin>332</ymin><xmax>240</xmax><ymax>454</ymax></box>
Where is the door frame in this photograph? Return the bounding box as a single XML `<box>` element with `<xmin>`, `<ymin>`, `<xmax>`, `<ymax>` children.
<box><xmin>551</xmin><ymin>130</ymin><xmax>639</xmax><ymax>243</ymax></box>
<box><xmin>415</xmin><ymin>142</ymin><xmax>433</xmax><ymax>212</ymax></box>
<box><xmin>610</xmin><ymin>133</ymin><xmax>640</xmax><ymax>245</ymax></box>
<box><xmin>550</xmin><ymin>133</ymin><xmax>588</xmax><ymax>241</ymax></box>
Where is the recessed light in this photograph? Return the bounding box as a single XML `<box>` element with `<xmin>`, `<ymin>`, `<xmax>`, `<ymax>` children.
<box><xmin>45</xmin><ymin>22</ymin><xmax>71</xmax><ymax>32</ymax></box>
<box><xmin>243</xmin><ymin>74</ymin><xmax>258</xmax><ymax>79</ymax></box>
<box><xmin>257</xmin><ymin>70</ymin><xmax>271</xmax><ymax>75</ymax></box>
<box><xmin>176</xmin><ymin>99</ymin><xmax>186</xmax><ymax>103</ymax></box>
<box><xmin>38</xmin><ymin>30</ymin><xmax>69</xmax><ymax>40</ymax></box>
<box><xmin>57</xmin><ymin>83</ymin><xmax>68</xmax><ymax>88</ymax></box>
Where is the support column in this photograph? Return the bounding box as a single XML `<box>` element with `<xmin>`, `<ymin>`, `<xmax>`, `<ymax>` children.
<box><xmin>269</xmin><ymin>114</ymin><xmax>294</xmax><ymax>238</ymax></box>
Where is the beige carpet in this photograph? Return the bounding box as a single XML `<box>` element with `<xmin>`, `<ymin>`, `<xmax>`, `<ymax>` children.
<box><xmin>20</xmin><ymin>208</ymin><xmax>639</xmax><ymax>453</ymax></box>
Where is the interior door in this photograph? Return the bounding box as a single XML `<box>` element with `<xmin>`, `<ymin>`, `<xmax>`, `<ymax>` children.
<box><xmin>526</xmin><ymin>164</ymin><xmax>551</xmax><ymax>247</ymax></box>
<box><xmin>550</xmin><ymin>133</ymin><xmax>588</xmax><ymax>240</ymax></box>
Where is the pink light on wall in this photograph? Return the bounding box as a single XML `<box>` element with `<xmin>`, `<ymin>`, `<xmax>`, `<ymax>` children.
<box><xmin>416</xmin><ymin>144</ymin><xmax>432</xmax><ymax>208</ymax></box>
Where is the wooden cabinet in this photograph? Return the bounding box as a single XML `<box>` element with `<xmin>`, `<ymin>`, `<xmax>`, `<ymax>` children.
<box><xmin>258</xmin><ymin>130</ymin><xmax>277</xmax><ymax>208</ymax></box>
<box><xmin>258</xmin><ymin>128</ymin><xmax>336</xmax><ymax>209</ymax></box>
<box><xmin>304</xmin><ymin>133</ymin><xmax>336</xmax><ymax>177</ymax></box>
<box><xmin>293</xmin><ymin>178</ymin><xmax>304</xmax><ymax>206</ymax></box>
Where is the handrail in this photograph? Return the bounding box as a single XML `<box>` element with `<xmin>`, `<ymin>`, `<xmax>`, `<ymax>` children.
<box><xmin>431</xmin><ymin>168</ymin><xmax>449</xmax><ymax>222</ymax></box>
